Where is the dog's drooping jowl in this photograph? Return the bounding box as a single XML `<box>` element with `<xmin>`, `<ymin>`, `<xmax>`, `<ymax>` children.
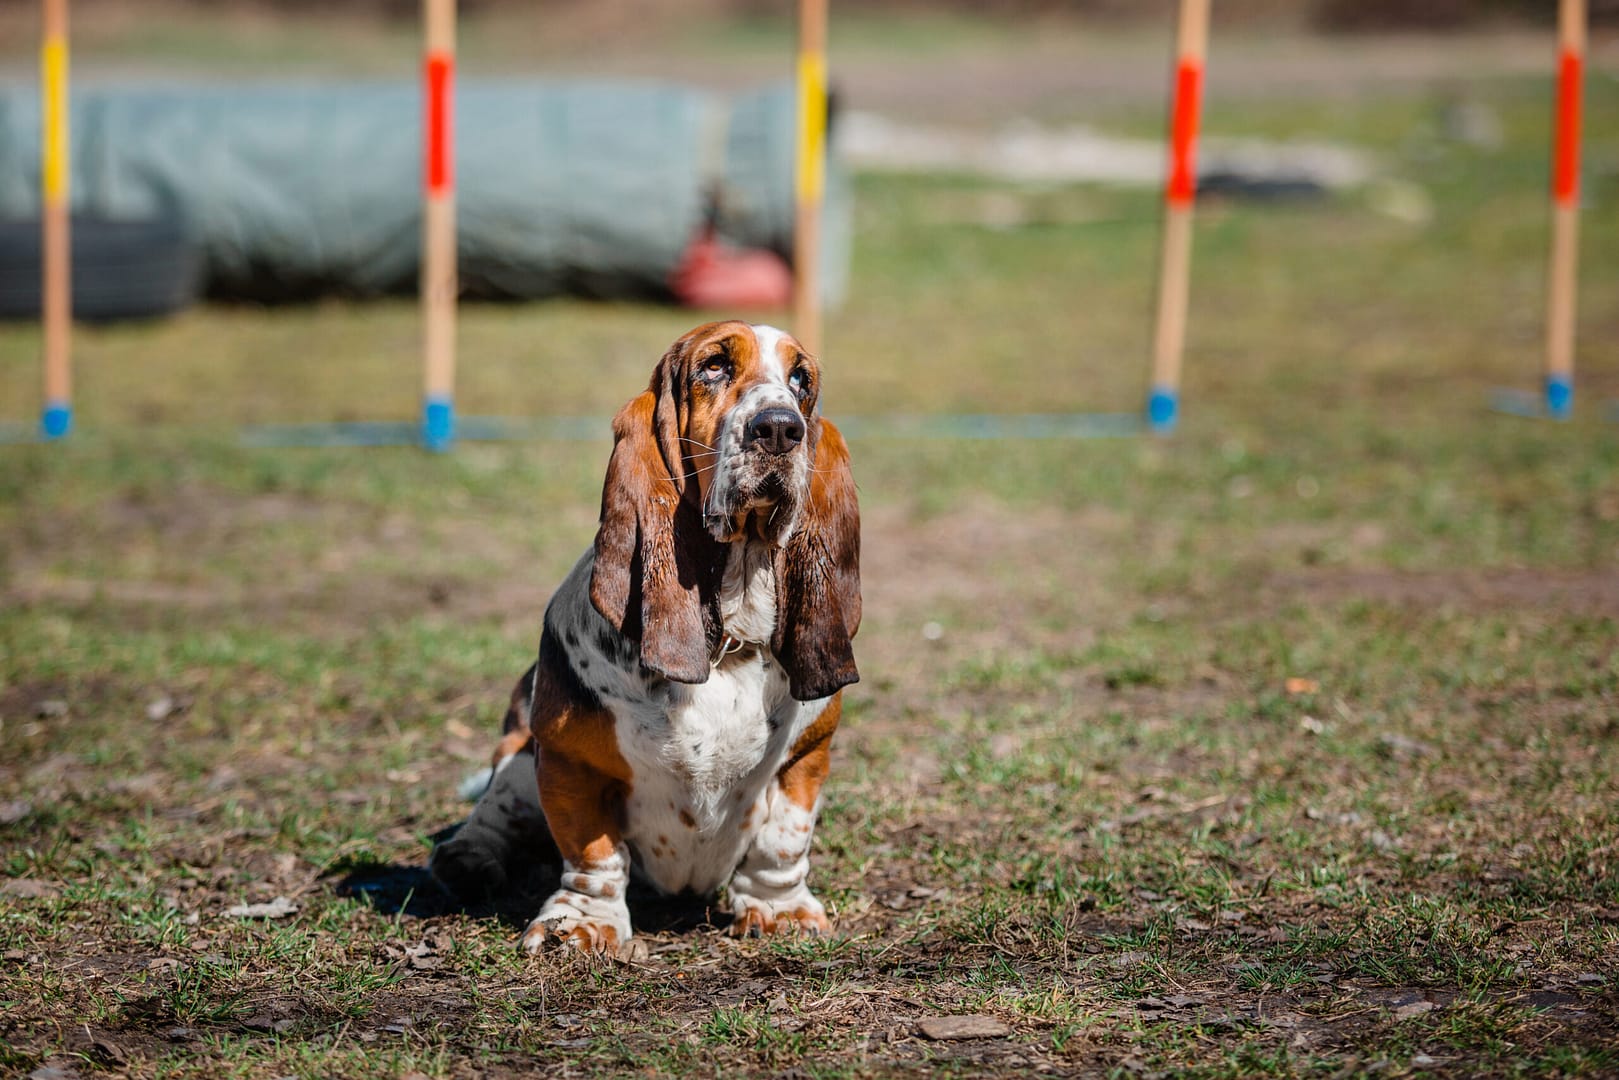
<box><xmin>430</xmin><ymin>321</ymin><xmax>860</xmax><ymax>952</ymax></box>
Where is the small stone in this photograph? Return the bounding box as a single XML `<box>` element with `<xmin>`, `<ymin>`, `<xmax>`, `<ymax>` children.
<box><xmin>917</xmin><ymin>1015</ymin><xmax>1009</xmax><ymax>1041</ymax></box>
<box><xmin>1</xmin><ymin>879</ymin><xmax>61</xmax><ymax>900</ymax></box>
<box><xmin>28</xmin><ymin>1066</ymin><xmax>79</xmax><ymax>1080</ymax></box>
<box><xmin>1377</xmin><ymin>733</ymin><xmax>1436</xmax><ymax>761</ymax></box>
<box><xmin>1109</xmin><ymin>950</ymin><xmax>1149</xmax><ymax>970</ymax></box>
<box><xmin>85</xmin><ymin>1036</ymin><xmax>128</xmax><ymax>1068</ymax></box>
<box><xmin>614</xmin><ymin>937</ymin><xmax>650</xmax><ymax>963</ymax></box>
<box><xmin>226</xmin><ymin>896</ymin><xmax>298</xmax><ymax>919</ymax></box>
<box><xmin>241</xmin><ymin>1014</ymin><xmax>293</xmax><ymax>1033</ymax></box>
<box><xmin>1393</xmin><ymin>1000</ymin><xmax>1435</xmax><ymax>1020</ymax></box>
<box><xmin>34</xmin><ymin>700</ymin><xmax>68</xmax><ymax>719</ymax></box>
<box><xmin>921</xmin><ymin>621</ymin><xmax>944</xmax><ymax>641</ymax></box>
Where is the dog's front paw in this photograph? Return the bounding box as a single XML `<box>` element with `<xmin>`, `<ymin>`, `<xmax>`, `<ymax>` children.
<box><xmin>521</xmin><ymin>891</ymin><xmax>632</xmax><ymax>955</ymax></box>
<box><xmin>729</xmin><ymin>890</ymin><xmax>830</xmax><ymax>938</ymax></box>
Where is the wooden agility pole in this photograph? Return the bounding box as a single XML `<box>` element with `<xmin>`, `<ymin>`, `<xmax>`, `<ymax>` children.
<box><xmin>41</xmin><ymin>0</ymin><xmax>72</xmax><ymax>440</ymax></box>
<box><xmin>793</xmin><ymin>0</ymin><xmax>828</xmax><ymax>359</ymax></box>
<box><xmin>1544</xmin><ymin>0</ymin><xmax>1585</xmax><ymax>419</ymax></box>
<box><xmin>1147</xmin><ymin>0</ymin><xmax>1210</xmax><ymax>434</ymax></box>
<box><xmin>421</xmin><ymin>0</ymin><xmax>457</xmax><ymax>451</ymax></box>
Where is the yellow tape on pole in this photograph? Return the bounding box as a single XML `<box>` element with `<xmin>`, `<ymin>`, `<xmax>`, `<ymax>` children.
<box><xmin>42</xmin><ymin>37</ymin><xmax>68</xmax><ymax>205</ymax></box>
<box><xmin>795</xmin><ymin>50</ymin><xmax>826</xmax><ymax>206</ymax></box>
<box><xmin>793</xmin><ymin>0</ymin><xmax>828</xmax><ymax>359</ymax></box>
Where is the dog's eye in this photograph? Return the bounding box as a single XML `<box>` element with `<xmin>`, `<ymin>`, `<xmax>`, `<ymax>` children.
<box><xmin>788</xmin><ymin>369</ymin><xmax>809</xmax><ymax>396</ymax></box>
<box><xmin>701</xmin><ymin>357</ymin><xmax>729</xmax><ymax>379</ymax></box>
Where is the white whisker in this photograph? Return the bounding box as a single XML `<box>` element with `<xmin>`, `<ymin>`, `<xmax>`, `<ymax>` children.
<box><xmin>672</xmin><ymin>461</ymin><xmax>721</xmax><ymax>482</ymax></box>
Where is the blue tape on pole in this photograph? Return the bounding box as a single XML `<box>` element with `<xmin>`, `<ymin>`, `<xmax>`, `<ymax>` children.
<box><xmin>1544</xmin><ymin>374</ymin><xmax>1573</xmax><ymax>420</ymax></box>
<box><xmin>41</xmin><ymin>402</ymin><xmax>72</xmax><ymax>440</ymax></box>
<box><xmin>1147</xmin><ymin>388</ymin><xmax>1179</xmax><ymax>433</ymax></box>
<box><xmin>423</xmin><ymin>397</ymin><xmax>455</xmax><ymax>452</ymax></box>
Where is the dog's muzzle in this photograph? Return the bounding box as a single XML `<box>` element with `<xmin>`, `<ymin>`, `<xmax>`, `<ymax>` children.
<box><xmin>742</xmin><ymin>408</ymin><xmax>805</xmax><ymax>456</ymax></box>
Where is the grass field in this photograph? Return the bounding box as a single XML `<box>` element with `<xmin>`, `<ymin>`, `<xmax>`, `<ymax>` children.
<box><xmin>3</xmin><ymin>13</ymin><xmax>1619</xmax><ymax>1078</ymax></box>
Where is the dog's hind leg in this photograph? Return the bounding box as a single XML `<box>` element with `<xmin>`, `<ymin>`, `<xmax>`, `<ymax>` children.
<box><xmin>430</xmin><ymin>664</ymin><xmax>560</xmax><ymax>901</ymax></box>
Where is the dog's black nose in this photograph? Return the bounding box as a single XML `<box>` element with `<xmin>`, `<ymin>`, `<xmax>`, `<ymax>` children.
<box><xmin>744</xmin><ymin>408</ymin><xmax>805</xmax><ymax>455</ymax></box>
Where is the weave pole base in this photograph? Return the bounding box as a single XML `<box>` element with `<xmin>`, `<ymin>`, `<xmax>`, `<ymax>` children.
<box><xmin>1489</xmin><ymin>376</ymin><xmax>1574</xmax><ymax>421</ymax></box>
<box><xmin>42</xmin><ymin>402</ymin><xmax>72</xmax><ymax>440</ymax></box>
<box><xmin>1147</xmin><ymin>387</ymin><xmax>1179</xmax><ymax>435</ymax></box>
<box><xmin>0</xmin><ymin>405</ymin><xmax>73</xmax><ymax>444</ymax></box>
<box><xmin>422</xmin><ymin>396</ymin><xmax>455</xmax><ymax>453</ymax></box>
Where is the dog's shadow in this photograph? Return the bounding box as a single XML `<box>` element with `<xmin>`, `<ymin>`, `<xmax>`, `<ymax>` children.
<box><xmin>332</xmin><ymin>825</ymin><xmax>721</xmax><ymax>935</ymax></box>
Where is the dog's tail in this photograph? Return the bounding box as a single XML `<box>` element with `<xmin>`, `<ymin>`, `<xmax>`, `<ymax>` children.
<box><xmin>457</xmin><ymin>661</ymin><xmax>538</xmax><ymax>802</ymax></box>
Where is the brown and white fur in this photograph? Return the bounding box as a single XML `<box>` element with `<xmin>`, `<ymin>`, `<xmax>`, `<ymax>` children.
<box><xmin>429</xmin><ymin>321</ymin><xmax>860</xmax><ymax>953</ymax></box>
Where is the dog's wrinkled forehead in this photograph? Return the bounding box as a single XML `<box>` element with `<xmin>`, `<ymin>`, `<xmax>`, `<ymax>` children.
<box><xmin>678</xmin><ymin>321</ymin><xmax>817</xmax><ymax>419</ymax></box>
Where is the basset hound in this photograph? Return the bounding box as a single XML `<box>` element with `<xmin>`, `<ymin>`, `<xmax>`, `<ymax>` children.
<box><xmin>429</xmin><ymin>321</ymin><xmax>860</xmax><ymax>952</ymax></box>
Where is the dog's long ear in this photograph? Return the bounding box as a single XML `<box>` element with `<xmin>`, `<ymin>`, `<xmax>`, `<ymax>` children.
<box><xmin>774</xmin><ymin>417</ymin><xmax>861</xmax><ymax>701</ymax></box>
<box><xmin>590</xmin><ymin>345</ymin><xmax>715</xmax><ymax>684</ymax></box>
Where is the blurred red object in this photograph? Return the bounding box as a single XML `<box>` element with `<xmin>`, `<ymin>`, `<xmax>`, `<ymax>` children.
<box><xmin>669</xmin><ymin>224</ymin><xmax>792</xmax><ymax>310</ymax></box>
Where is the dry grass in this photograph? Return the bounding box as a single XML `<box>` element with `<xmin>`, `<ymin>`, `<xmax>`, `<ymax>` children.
<box><xmin>3</xmin><ymin>12</ymin><xmax>1619</xmax><ymax>1078</ymax></box>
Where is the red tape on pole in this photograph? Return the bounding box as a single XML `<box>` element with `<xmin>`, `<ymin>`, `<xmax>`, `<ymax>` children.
<box><xmin>1552</xmin><ymin>49</ymin><xmax>1582</xmax><ymax>207</ymax></box>
<box><xmin>426</xmin><ymin>51</ymin><xmax>453</xmax><ymax>196</ymax></box>
<box><xmin>1166</xmin><ymin>59</ymin><xmax>1203</xmax><ymax>206</ymax></box>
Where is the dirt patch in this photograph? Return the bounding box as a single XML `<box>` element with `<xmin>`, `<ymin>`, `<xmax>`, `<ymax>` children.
<box><xmin>4</xmin><ymin>488</ymin><xmax>1138</xmax><ymax>656</ymax></box>
<box><xmin>859</xmin><ymin>498</ymin><xmax>1138</xmax><ymax>659</ymax></box>
<box><xmin>1273</xmin><ymin>566</ymin><xmax>1619</xmax><ymax>617</ymax></box>
<box><xmin>2</xmin><ymin>483</ymin><xmax>580</xmax><ymax>638</ymax></box>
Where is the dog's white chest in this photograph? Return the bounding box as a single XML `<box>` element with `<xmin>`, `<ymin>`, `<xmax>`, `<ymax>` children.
<box><xmin>613</xmin><ymin>655</ymin><xmax>806</xmax><ymax>895</ymax></box>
